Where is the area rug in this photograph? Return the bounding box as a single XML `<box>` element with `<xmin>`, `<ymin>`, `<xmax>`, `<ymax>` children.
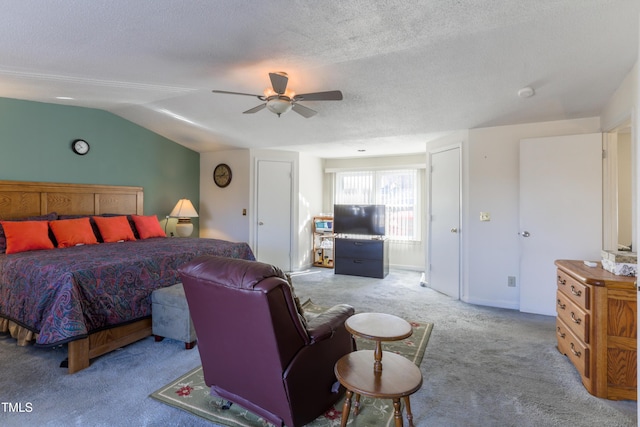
<box><xmin>150</xmin><ymin>301</ymin><xmax>433</xmax><ymax>427</ymax></box>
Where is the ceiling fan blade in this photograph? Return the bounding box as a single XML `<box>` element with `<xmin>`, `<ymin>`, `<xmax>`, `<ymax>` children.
<box><xmin>212</xmin><ymin>90</ymin><xmax>263</xmax><ymax>99</ymax></box>
<box><xmin>291</xmin><ymin>103</ymin><xmax>317</xmax><ymax>118</ymax></box>
<box><xmin>293</xmin><ymin>90</ymin><xmax>343</xmax><ymax>101</ymax></box>
<box><xmin>269</xmin><ymin>72</ymin><xmax>289</xmax><ymax>94</ymax></box>
<box><xmin>243</xmin><ymin>103</ymin><xmax>267</xmax><ymax>114</ymax></box>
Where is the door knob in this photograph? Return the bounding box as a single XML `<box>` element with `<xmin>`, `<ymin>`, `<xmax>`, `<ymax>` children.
<box><xmin>450</xmin><ymin>228</ymin><xmax>458</xmax><ymax>233</ymax></box>
<box><xmin>258</xmin><ymin>221</ymin><xmax>264</xmax><ymax>226</ymax></box>
<box><xmin>519</xmin><ymin>231</ymin><xmax>530</xmax><ymax>237</ymax></box>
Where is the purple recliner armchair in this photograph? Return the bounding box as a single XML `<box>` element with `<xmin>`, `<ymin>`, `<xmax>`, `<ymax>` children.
<box><xmin>178</xmin><ymin>255</ymin><xmax>356</xmax><ymax>427</ymax></box>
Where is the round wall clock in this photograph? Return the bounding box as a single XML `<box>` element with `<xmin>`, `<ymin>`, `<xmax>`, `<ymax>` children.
<box><xmin>213</xmin><ymin>163</ymin><xmax>232</xmax><ymax>188</ymax></box>
<box><xmin>71</xmin><ymin>139</ymin><xmax>90</xmax><ymax>155</ymax></box>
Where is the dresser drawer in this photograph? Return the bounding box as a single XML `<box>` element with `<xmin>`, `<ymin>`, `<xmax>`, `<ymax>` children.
<box><xmin>557</xmin><ymin>269</ymin><xmax>589</xmax><ymax>309</ymax></box>
<box><xmin>334</xmin><ymin>257</ymin><xmax>385</xmax><ymax>278</ymax></box>
<box><xmin>556</xmin><ymin>290</ymin><xmax>589</xmax><ymax>343</ymax></box>
<box><xmin>556</xmin><ymin>318</ymin><xmax>590</xmax><ymax>378</ymax></box>
<box><xmin>335</xmin><ymin>238</ymin><xmax>383</xmax><ymax>259</ymax></box>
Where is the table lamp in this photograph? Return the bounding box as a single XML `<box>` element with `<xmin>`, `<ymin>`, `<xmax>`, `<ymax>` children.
<box><xmin>169</xmin><ymin>199</ymin><xmax>199</xmax><ymax>237</ymax></box>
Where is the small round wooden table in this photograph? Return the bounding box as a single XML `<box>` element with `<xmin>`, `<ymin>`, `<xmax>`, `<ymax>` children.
<box><xmin>345</xmin><ymin>312</ymin><xmax>413</xmax><ymax>372</ymax></box>
<box><xmin>336</xmin><ymin>313</ymin><xmax>422</xmax><ymax>427</ymax></box>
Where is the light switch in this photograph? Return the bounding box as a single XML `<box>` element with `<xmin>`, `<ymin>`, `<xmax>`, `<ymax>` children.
<box><xmin>480</xmin><ymin>212</ymin><xmax>490</xmax><ymax>222</ymax></box>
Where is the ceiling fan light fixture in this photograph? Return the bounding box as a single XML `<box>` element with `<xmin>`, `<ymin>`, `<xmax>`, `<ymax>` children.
<box><xmin>212</xmin><ymin>71</ymin><xmax>341</xmax><ymax>118</ymax></box>
<box><xmin>266</xmin><ymin>96</ymin><xmax>293</xmax><ymax>116</ymax></box>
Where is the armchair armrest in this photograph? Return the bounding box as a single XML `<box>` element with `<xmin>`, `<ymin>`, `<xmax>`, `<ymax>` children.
<box><xmin>305</xmin><ymin>304</ymin><xmax>355</xmax><ymax>343</ymax></box>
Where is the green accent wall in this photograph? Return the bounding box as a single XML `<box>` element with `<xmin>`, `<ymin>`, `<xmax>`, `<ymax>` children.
<box><xmin>0</xmin><ymin>97</ymin><xmax>199</xmax><ymax>233</ymax></box>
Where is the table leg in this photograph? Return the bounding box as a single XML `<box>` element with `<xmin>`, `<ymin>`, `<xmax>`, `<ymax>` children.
<box><xmin>374</xmin><ymin>340</ymin><xmax>383</xmax><ymax>372</ymax></box>
<box><xmin>341</xmin><ymin>390</ymin><xmax>353</xmax><ymax>427</ymax></box>
<box><xmin>392</xmin><ymin>398</ymin><xmax>403</xmax><ymax>427</ymax></box>
<box><xmin>403</xmin><ymin>396</ymin><xmax>414</xmax><ymax>427</ymax></box>
<box><xmin>353</xmin><ymin>393</ymin><xmax>361</xmax><ymax>415</ymax></box>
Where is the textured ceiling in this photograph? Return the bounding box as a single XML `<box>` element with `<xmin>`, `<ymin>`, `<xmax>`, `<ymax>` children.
<box><xmin>0</xmin><ymin>1</ymin><xmax>637</xmax><ymax>158</ymax></box>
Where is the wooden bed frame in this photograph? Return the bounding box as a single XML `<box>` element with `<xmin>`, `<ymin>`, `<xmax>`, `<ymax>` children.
<box><xmin>0</xmin><ymin>180</ymin><xmax>151</xmax><ymax>373</ymax></box>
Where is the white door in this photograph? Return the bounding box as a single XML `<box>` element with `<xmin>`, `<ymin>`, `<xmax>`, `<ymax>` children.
<box><xmin>519</xmin><ymin>133</ymin><xmax>602</xmax><ymax>315</ymax></box>
<box><xmin>428</xmin><ymin>146</ymin><xmax>461</xmax><ymax>299</ymax></box>
<box><xmin>256</xmin><ymin>160</ymin><xmax>292</xmax><ymax>271</ymax></box>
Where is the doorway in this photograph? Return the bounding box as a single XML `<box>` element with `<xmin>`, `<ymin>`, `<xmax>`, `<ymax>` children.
<box><xmin>603</xmin><ymin>119</ymin><xmax>634</xmax><ymax>252</ymax></box>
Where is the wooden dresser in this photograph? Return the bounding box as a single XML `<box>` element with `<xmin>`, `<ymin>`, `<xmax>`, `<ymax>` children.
<box><xmin>555</xmin><ymin>260</ymin><xmax>637</xmax><ymax>400</ymax></box>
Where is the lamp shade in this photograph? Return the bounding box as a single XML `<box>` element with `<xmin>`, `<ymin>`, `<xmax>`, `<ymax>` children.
<box><xmin>169</xmin><ymin>199</ymin><xmax>199</xmax><ymax>218</ymax></box>
<box><xmin>169</xmin><ymin>199</ymin><xmax>198</xmax><ymax>237</ymax></box>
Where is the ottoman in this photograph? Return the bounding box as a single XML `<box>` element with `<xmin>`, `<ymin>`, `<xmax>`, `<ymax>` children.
<box><xmin>151</xmin><ymin>283</ymin><xmax>197</xmax><ymax>349</ymax></box>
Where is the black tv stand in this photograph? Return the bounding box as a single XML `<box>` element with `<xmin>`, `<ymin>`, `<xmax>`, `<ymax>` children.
<box><xmin>334</xmin><ymin>237</ymin><xmax>389</xmax><ymax>278</ymax></box>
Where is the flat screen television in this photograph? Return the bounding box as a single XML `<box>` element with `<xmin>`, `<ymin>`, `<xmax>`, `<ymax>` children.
<box><xmin>333</xmin><ymin>204</ymin><xmax>385</xmax><ymax>236</ymax></box>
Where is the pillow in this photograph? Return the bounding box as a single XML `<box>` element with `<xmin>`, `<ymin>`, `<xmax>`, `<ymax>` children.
<box><xmin>0</xmin><ymin>212</ymin><xmax>58</xmax><ymax>254</ymax></box>
<box><xmin>100</xmin><ymin>213</ymin><xmax>140</xmax><ymax>239</ymax></box>
<box><xmin>131</xmin><ymin>215</ymin><xmax>166</xmax><ymax>239</ymax></box>
<box><xmin>92</xmin><ymin>216</ymin><xmax>137</xmax><ymax>243</ymax></box>
<box><xmin>0</xmin><ymin>220</ymin><xmax>55</xmax><ymax>254</ymax></box>
<box><xmin>57</xmin><ymin>214</ymin><xmax>103</xmax><ymax>240</ymax></box>
<box><xmin>49</xmin><ymin>217</ymin><xmax>99</xmax><ymax>248</ymax></box>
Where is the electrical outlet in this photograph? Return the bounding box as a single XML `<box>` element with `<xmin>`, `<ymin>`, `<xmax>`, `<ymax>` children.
<box><xmin>480</xmin><ymin>212</ymin><xmax>491</xmax><ymax>221</ymax></box>
<box><xmin>508</xmin><ymin>276</ymin><xmax>516</xmax><ymax>287</ymax></box>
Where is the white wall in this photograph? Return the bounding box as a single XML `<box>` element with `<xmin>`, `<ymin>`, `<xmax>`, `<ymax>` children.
<box><xmin>601</xmin><ymin>62</ymin><xmax>638</xmax><ymax>131</ymax></box>
<box><xmin>199</xmin><ymin>147</ymin><xmax>325</xmax><ymax>271</ymax></box>
<box><xmin>199</xmin><ymin>149</ymin><xmax>251</xmax><ymax>243</ymax></box>
<box><xmin>464</xmin><ymin>118</ymin><xmax>601</xmax><ymax>309</ymax></box>
<box><xmin>298</xmin><ymin>153</ymin><xmax>324</xmax><ymax>269</ymax></box>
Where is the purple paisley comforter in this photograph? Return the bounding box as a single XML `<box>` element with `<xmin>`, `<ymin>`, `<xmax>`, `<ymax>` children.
<box><xmin>0</xmin><ymin>237</ymin><xmax>255</xmax><ymax>346</ymax></box>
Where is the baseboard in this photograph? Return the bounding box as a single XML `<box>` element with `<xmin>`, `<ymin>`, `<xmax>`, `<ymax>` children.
<box><xmin>461</xmin><ymin>296</ymin><xmax>519</xmax><ymax>311</ymax></box>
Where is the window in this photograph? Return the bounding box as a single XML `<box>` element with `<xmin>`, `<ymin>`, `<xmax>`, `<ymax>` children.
<box><xmin>334</xmin><ymin>169</ymin><xmax>420</xmax><ymax>241</ymax></box>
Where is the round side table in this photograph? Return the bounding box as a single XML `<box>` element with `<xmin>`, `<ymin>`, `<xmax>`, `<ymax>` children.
<box><xmin>345</xmin><ymin>312</ymin><xmax>413</xmax><ymax>372</ymax></box>
<box><xmin>337</xmin><ymin>312</ymin><xmax>422</xmax><ymax>427</ymax></box>
<box><xmin>335</xmin><ymin>350</ymin><xmax>423</xmax><ymax>427</ymax></box>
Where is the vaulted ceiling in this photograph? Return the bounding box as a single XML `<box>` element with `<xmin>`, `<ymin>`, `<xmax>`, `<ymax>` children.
<box><xmin>0</xmin><ymin>1</ymin><xmax>637</xmax><ymax>158</ymax></box>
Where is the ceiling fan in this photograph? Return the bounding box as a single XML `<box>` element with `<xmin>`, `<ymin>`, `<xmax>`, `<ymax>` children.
<box><xmin>212</xmin><ymin>72</ymin><xmax>343</xmax><ymax>118</ymax></box>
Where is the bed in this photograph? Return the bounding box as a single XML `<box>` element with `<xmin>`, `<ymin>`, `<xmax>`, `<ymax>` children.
<box><xmin>0</xmin><ymin>180</ymin><xmax>255</xmax><ymax>373</ymax></box>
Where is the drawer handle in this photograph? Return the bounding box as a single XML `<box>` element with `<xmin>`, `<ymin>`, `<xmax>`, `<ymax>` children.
<box><xmin>557</xmin><ymin>276</ymin><xmax>566</xmax><ymax>286</ymax></box>
<box><xmin>556</xmin><ymin>299</ymin><xmax>566</xmax><ymax>310</ymax></box>
<box><xmin>570</xmin><ymin>343</ymin><xmax>582</xmax><ymax>358</ymax></box>
<box><xmin>556</xmin><ymin>327</ymin><xmax>565</xmax><ymax>339</ymax></box>
<box><xmin>570</xmin><ymin>286</ymin><xmax>582</xmax><ymax>297</ymax></box>
<box><xmin>354</xmin><ymin>242</ymin><xmax>363</xmax><ymax>246</ymax></box>
<box><xmin>570</xmin><ymin>312</ymin><xmax>582</xmax><ymax>325</ymax></box>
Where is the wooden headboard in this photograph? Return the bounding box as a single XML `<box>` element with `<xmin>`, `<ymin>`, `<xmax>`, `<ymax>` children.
<box><xmin>0</xmin><ymin>180</ymin><xmax>143</xmax><ymax>219</ymax></box>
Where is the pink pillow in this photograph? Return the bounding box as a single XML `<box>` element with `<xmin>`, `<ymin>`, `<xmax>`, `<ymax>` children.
<box><xmin>0</xmin><ymin>221</ymin><xmax>55</xmax><ymax>254</ymax></box>
<box><xmin>131</xmin><ymin>215</ymin><xmax>166</xmax><ymax>239</ymax></box>
<box><xmin>49</xmin><ymin>218</ymin><xmax>99</xmax><ymax>248</ymax></box>
<box><xmin>92</xmin><ymin>216</ymin><xmax>136</xmax><ymax>243</ymax></box>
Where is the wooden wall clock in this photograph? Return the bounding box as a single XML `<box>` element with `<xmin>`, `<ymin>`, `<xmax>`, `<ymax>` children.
<box><xmin>213</xmin><ymin>163</ymin><xmax>232</xmax><ymax>188</ymax></box>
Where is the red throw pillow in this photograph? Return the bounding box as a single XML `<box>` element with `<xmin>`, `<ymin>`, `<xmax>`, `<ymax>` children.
<box><xmin>0</xmin><ymin>221</ymin><xmax>55</xmax><ymax>254</ymax></box>
<box><xmin>49</xmin><ymin>217</ymin><xmax>99</xmax><ymax>248</ymax></box>
<box><xmin>131</xmin><ymin>215</ymin><xmax>166</xmax><ymax>239</ymax></box>
<box><xmin>92</xmin><ymin>216</ymin><xmax>136</xmax><ymax>243</ymax></box>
